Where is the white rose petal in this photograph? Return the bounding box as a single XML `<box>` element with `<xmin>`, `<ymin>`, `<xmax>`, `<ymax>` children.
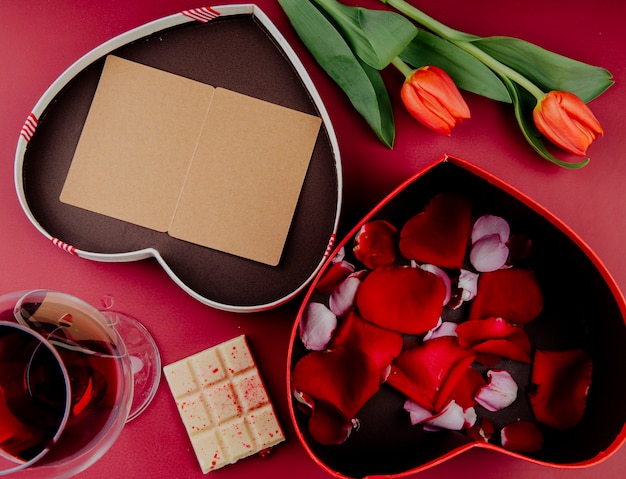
<box><xmin>299</xmin><ymin>302</ymin><xmax>337</xmax><ymax>351</ymax></box>
<box><xmin>471</xmin><ymin>215</ymin><xmax>510</xmax><ymax>244</ymax></box>
<box><xmin>470</xmin><ymin>234</ymin><xmax>509</xmax><ymax>272</ymax></box>
<box><xmin>424</xmin><ymin>320</ymin><xmax>458</xmax><ymax>341</ymax></box>
<box><xmin>458</xmin><ymin>269</ymin><xmax>479</xmax><ymax>301</ymax></box>
<box><xmin>475</xmin><ymin>369</ymin><xmax>518</xmax><ymax>412</ymax></box>
<box><xmin>329</xmin><ymin>271</ymin><xmax>366</xmax><ymax>316</ymax></box>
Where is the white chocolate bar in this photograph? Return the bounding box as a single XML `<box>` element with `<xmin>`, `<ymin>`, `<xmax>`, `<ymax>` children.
<box><xmin>163</xmin><ymin>335</ymin><xmax>285</xmax><ymax>473</ymax></box>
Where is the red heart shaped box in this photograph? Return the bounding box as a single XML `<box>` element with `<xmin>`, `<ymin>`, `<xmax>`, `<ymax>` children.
<box><xmin>287</xmin><ymin>155</ymin><xmax>626</xmax><ymax>478</ymax></box>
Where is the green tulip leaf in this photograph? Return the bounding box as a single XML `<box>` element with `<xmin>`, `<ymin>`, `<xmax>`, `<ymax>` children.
<box><xmin>312</xmin><ymin>0</ymin><xmax>417</xmax><ymax>70</ymax></box>
<box><xmin>473</xmin><ymin>36</ymin><xmax>614</xmax><ymax>102</ymax></box>
<box><xmin>502</xmin><ymin>76</ymin><xmax>589</xmax><ymax>169</ymax></box>
<box><xmin>279</xmin><ymin>0</ymin><xmax>395</xmax><ymax>147</ymax></box>
<box><xmin>360</xmin><ymin>59</ymin><xmax>395</xmax><ymax>146</ymax></box>
<box><xmin>400</xmin><ymin>30</ymin><xmax>511</xmax><ymax>103</ymax></box>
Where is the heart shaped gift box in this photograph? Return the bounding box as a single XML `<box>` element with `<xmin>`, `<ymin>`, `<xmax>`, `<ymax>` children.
<box><xmin>287</xmin><ymin>155</ymin><xmax>626</xmax><ymax>478</ymax></box>
<box><xmin>14</xmin><ymin>5</ymin><xmax>341</xmax><ymax>313</ymax></box>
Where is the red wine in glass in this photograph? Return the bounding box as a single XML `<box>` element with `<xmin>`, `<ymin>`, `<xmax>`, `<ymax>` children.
<box><xmin>0</xmin><ymin>323</ymin><xmax>69</xmax><ymax>466</ymax></box>
<box><xmin>0</xmin><ymin>290</ymin><xmax>135</xmax><ymax>478</ymax></box>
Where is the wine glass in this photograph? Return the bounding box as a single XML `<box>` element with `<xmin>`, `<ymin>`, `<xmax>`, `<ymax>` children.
<box><xmin>0</xmin><ymin>290</ymin><xmax>161</xmax><ymax>478</ymax></box>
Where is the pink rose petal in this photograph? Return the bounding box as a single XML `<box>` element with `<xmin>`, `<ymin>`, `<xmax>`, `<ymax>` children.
<box><xmin>329</xmin><ymin>270</ymin><xmax>366</xmax><ymax>317</ymax></box>
<box><xmin>424</xmin><ymin>320</ymin><xmax>458</xmax><ymax>341</ymax></box>
<box><xmin>424</xmin><ymin>401</ymin><xmax>476</xmax><ymax>431</ymax></box>
<box><xmin>471</xmin><ymin>215</ymin><xmax>510</xmax><ymax>244</ymax></box>
<box><xmin>404</xmin><ymin>399</ymin><xmax>476</xmax><ymax>431</ymax></box>
<box><xmin>403</xmin><ymin>398</ymin><xmax>434</xmax><ymax>425</ymax></box>
<box><xmin>470</xmin><ymin>234</ymin><xmax>509</xmax><ymax>272</ymax></box>
<box><xmin>475</xmin><ymin>369</ymin><xmax>518</xmax><ymax>412</ymax></box>
<box><xmin>299</xmin><ymin>302</ymin><xmax>337</xmax><ymax>351</ymax></box>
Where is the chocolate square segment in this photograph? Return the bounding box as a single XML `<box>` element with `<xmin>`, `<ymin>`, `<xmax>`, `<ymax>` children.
<box><xmin>164</xmin><ymin>335</ymin><xmax>285</xmax><ymax>473</ymax></box>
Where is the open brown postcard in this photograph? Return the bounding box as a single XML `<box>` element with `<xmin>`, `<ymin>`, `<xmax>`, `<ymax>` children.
<box><xmin>60</xmin><ymin>55</ymin><xmax>321</xmax><ymax>266</ymax></box>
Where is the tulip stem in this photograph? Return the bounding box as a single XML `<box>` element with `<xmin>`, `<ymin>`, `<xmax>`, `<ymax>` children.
<box><xmin>454</xmin><ymin>41</ymin><xmax>546</xmax><ymax>101</ymax></box>
<box><xmin>382</xmin><ymin>0</ymin><xmax>547</xmax><ymax>101</ymax></box>
<box><xmin>391</xmin><ymin>57</ymin><xmax>414</xmax><ymax>79</ymax></box>
<box><xmin>380</xmin><ymin>0</ymin><xmax>471</xmax><ymax>42</ymax></box>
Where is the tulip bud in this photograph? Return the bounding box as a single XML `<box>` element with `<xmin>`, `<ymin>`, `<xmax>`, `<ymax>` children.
<box><xmin>533</xmin><ymin>90</ymin><xmax>603</xmax><ymax>156</ymax></box>
<box><xmin>400</xmin><ymin>65</ymin><xmax>470</xmax><ymax>136</ymax></box>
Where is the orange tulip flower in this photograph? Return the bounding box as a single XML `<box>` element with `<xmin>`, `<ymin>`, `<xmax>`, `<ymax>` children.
<box><xmin>400</xmin><ymin>65</ymin><xmax>470</xmax><ymax>136</ymax></box>
<box><xmin>533</xmin><ymin>91</ymin><xmax>603</xmax><ymax>156</ymax></box>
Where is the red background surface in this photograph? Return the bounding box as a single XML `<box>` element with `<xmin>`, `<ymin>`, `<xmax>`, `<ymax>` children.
<box><xmin>2</xmin><ymin>1</ymin><xmax>625</xmax><ymax>478</ymax></box>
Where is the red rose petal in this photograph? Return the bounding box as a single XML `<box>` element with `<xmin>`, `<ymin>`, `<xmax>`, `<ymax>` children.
<box><xmin>353</xmin><ymin>220</ymin><xmax>398</xmax><ymax>270</ymax></box>
<box><xmin>506</xmin><ymin>234</ymin><xmax>532</xmax><ymax>265</ymax></box>
<box><xmin>456</xmin><ymin>317</ymin><xmax>531</xmax><ymax>363</ymax></box>
<box><xmin>529</xmin><ymin>348</ymin><xmax>592</xmax><ymax>430</ymax></box>
<box><xmin>473</xmin><ymin>353</ymin><xmax>501</xmax><ymax>367</ymax></box>
<box><xmin>453</xmin><ymin>365</ymin><xmax>486</xmax><ymax>409</ymax></box>
<box><xmin>307</xmin><ymin>401</ymin><xmax>354</xmax><ymax>445</ymax></box>
<box><xmin>329</xmin><ymin>309</ymin><xmax>403</xmax><ymax>372</ymax></box>
<box><xmin>399</xmin><ymin>193</ymin><xmax>473</xmax><ymax>269</ymax></box>
<box><xmin>292</xmin><ymin>347</ymin><xmax>381</xmax><ymax>420</ymax></box>
<box><xmin>469</xmin><ymin>269</ymin><xmax>544</xmax><ymax>325</ymax></box>
<box><xmin>500</xmin><ymin>421</ymin><xmax>544</xmax><ymax>452</ymax></box>
<box><xmin>467</xmin><ymin>417</ymin><xmax>495</xmax><ymax>442</ymax></box>
<box><xmin>356</xmin><ymin>265</ymin><xmax>446</xmax><ymax>335</ymax></box>
<box><xmin>387</xmin><ymin>337</ymin><xmax>476</xmax><ymax>413</ymax></box>
<box><xmin>315</xmin><ymin>260</ymin><xmax>355</xmax><ymax>294</ymax></box>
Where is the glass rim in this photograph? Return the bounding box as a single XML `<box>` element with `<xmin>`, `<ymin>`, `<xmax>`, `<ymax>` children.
<box><xmin>13</xmin><ymin>290</ymin><xmax>127</xmax><ymax>359</ymax></box>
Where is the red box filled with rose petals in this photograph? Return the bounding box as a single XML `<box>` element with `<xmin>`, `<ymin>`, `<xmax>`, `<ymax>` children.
<box><xmin>287</xmin><ymin>155</ymin><xmax>626</xmax><ymax>478</ymax></box>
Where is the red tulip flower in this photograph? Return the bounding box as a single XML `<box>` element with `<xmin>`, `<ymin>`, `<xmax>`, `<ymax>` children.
<box><xmin>533</xmin><ymin>90</ymin><xmax>603</xmax><ymax>156</ymax></box>
<box><xmin>400</xmin><ymin>65</ymin><xmax>470</xmax><ymax>136</ymax></box>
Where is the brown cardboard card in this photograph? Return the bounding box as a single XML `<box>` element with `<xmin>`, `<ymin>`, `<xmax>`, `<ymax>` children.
<box><xmin>60</xmin><ymin>56</ymin><xmax>213</xmax><ymax>232</ymax></box>
<box><xmin>60</xmin><ymin>56</ymin><xmax>321</xmax><ymax>266</ymax></box>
